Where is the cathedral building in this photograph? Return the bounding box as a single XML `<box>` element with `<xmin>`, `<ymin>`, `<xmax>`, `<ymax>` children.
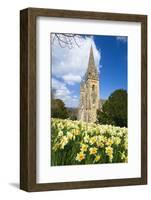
<box><xmin>78</xmin><ymin>46</ymin><xmax>100</xmax><ymax>123</ymax></box>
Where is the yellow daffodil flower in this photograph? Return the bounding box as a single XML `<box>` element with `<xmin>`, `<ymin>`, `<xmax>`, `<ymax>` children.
<box><xmin>80</xmin><ymin>144</ymin><xmax>88</xmax><ymax>152</ymax></box>
<box><xmin>89</xmin><ymin>147</ymin><xmax>98</xmax><ymax>155</ymax></box>
<box><xmin>94</xmin><ymin>155</ymin><xmax>101</xmax><ymax>162</ymax></box>
<box><xmin>76</xmin><ymin>152</ymin><xmax>85</xmax><ymax>162</ymax></box>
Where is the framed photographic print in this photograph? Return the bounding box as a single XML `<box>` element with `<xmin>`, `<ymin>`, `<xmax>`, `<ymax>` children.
<box><xmin>20</xmin><ymin>8</ymin><xmax>147</xmax><ymax>191</ymax></box>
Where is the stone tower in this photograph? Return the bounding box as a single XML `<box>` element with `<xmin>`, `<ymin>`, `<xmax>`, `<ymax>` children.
<box><xmin>78</xmin><ymin>46</ymin><xmax>99</xmax><ymax>123</ymax></box>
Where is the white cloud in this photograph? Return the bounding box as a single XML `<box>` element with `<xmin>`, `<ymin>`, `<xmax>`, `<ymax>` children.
<box><xmin>116</xmin><ymin>36</ymin><xmax>127</xmax><ymax>42</ymax></box>
<box><xmin>51</xmin><ymin>35</ymin><xmax>101</xmax><ymax>85</ymax></box>
<box><xmin>62</xmin><ymin>73</ymin><xmax>81</xmax><ymax>85</ymax></box>
<box><xmin>52</xmin><ymin>78</ymin><xmax>70</xmax><ymax>98</ymax></box>
<box><xmin>52</xmin><ymin>78</ymin><xmax>79</xmax><ymax>107</ymax></box>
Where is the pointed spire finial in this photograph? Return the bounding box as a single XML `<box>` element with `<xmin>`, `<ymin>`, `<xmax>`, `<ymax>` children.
<box><xmin>85</xmin><ymin>45</ymin><xmax>99</xmax><ymax>80</ymax></box>
<box><xmin>89</xmin><ymin>44</ymin><xmax>93</xmax><ymax>59</ymax></box>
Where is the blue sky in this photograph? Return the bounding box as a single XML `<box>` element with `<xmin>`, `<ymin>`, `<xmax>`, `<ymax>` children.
<box><xmin>51</xmin><ymin>34</ymin><xmax>127</xmax><ymax>108</ymax></box>
<box><xmin>95</xmin><ymin>35</ymin><xmax>127</xmax><ymax>98</ymax></box>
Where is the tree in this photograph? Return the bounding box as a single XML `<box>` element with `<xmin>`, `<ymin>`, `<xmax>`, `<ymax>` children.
<box><xmin>52</xmin><ymin>33</ymin><xmax>82</xmax><ymax>49</ymax></box>
<box><xmin>67</xmin><ymin>108</ymin><xmax>78</xmax><ymax>120</ymax></box>
<box><xmin>51</xmin><ymin>99</ymin><xmax>69</xmax><ymax>119</ymax></box>
<box><xmin>97</xmin><ymin>89</ymin><xmax>127</xmax><ymax>127</ymax></box>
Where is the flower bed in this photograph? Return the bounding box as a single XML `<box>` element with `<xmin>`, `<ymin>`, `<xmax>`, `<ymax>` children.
<box><xmin>51</xmin><ymin>118</ymin><xmax>128</xmax><ymax>166</ymax></box>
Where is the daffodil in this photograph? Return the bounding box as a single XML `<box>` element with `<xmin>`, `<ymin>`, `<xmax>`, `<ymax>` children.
<box><xmin>66</xmin><ymin>131</ymin><xmax>73</xmax><ymax>140</ymax></box>
<box><xmin>94</xmin><ymin>155</ymin><xmax>101</xmax><ymax>162</ymax></box>
<box><xmin>105</xmin><ymin>146</ymin><xmax>113</xmax><ymax>160</ymax></box>
<box><xmin>113</xmin><ymin>137</ymin><xmax>121</xmax><ymax>145</ymax></box>
<box><xmin>58</xmin><ymin>130</ymin><xmax>63</xmax><ymax>137</ymax></box>
<box><xmin>106</xmin><ymin>138</ymin><xmax>113</xmax><ymax>146</ymax></box>
<box><xmin>121</xmin><ymin>152</ymin><xmax>126</xmax><ymax>160</ymax></box>
<box><xmin>83</xmin><ymin>134</ymin><xmax>90</xmax><ymax>143</ymax></box>
<box><xmin>72</xmin><ymin>128</ymin><xmax>80</xmax><ymax>136</ymax></box>
<box><xmin>124</xmin><ymin>138</ymin><xmax>128</xmax><ymax>149</ymax></box>
<box><xmin>76</xmin><ymin>152</ymin><xmax>85</xmax><ymax>162</ymax></box>
<box><xmin>60</xmin><ymin>136</ymin><xmax>68</xmax><ymax>149</ymax></box>
<box><xmin>80</xmin><ymin>144</ymin><xmax>88</xmax><ymax>152</ymax></box>
<box><xmin>89</xmin><ymin>136</ymin><xmax>97</xmax><ymax>145</ymax></box>
<box><xmin>95</xmin><ymin>135</ymin><xmax>103</xmax><ymax>146</ymax></box>
<box><xmin>89</xmin><ymin>147</ymin><xmax>98</xmax><ymax>155</ymax></box>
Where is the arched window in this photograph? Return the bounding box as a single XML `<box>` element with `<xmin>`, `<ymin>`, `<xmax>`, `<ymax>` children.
<box><xmin>92</xmin><ymin>84</ymin><xmax>95</xmax><ymax>91</ymax></box>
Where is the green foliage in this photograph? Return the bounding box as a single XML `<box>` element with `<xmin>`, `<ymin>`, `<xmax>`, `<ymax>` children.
<box><xmin>51</xmin><ymin>99</ymin><xmax>69</xmax><ymax>119</ymax></box>
<box><xmin>97</xmin><ymin>89</ymin><xmax>127</xmax><ymax>127</ymax></box>
<box><xmin>67</xmin><ymin>108</ymin><xmax>78</xmax><ymax>120</ymax></box>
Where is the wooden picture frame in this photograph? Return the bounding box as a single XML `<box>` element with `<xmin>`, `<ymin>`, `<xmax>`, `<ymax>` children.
<box><xmin>20</xmin><ymin>7</ymin><xmax>147</xmax><ymax>192</ymax></box>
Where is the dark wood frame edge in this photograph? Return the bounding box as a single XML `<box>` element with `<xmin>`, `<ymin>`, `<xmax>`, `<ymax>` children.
<box><xmin>20</xmin><ymin>7</ymin><xmax>147</xmax><ymax>192</ymax></box>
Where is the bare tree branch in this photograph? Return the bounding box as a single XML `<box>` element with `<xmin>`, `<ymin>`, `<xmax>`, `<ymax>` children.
<box><xmin>52</xmin><ymin>33</ymin><xmax>82</xmax><ymax>49</ymax></box>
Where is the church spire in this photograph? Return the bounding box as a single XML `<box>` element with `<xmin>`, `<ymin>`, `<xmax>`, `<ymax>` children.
<box><xmin>86</xmin><ymin>45</ymin><xmax>99</xmax><ymax>81</ymax></box>
<box><xmin>89</xmin><ymin>45</ymin><xmax>95</xmax><ymax>66</ymax></box>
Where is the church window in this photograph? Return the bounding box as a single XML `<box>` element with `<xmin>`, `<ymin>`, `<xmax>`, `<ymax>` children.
<box><xmin>92</xmin><ymin>84</ymin><xmax>95</xmax><ymax>91</ymax></box>
<box><xmin>92</xmin><ymin>85</ymin><xmax>96</xmax><ymax>104</ymax></box>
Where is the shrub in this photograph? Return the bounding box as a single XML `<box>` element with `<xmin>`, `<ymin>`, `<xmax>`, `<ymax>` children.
<box><xmin>97</xmin><ymin>89</ymin><xmax>127</xmax><ymax>127</ymax></box>
<box><xmin>51</xmin><ymin>99</ymin><xmax>69</xmax><ymax>119</ymax></box>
